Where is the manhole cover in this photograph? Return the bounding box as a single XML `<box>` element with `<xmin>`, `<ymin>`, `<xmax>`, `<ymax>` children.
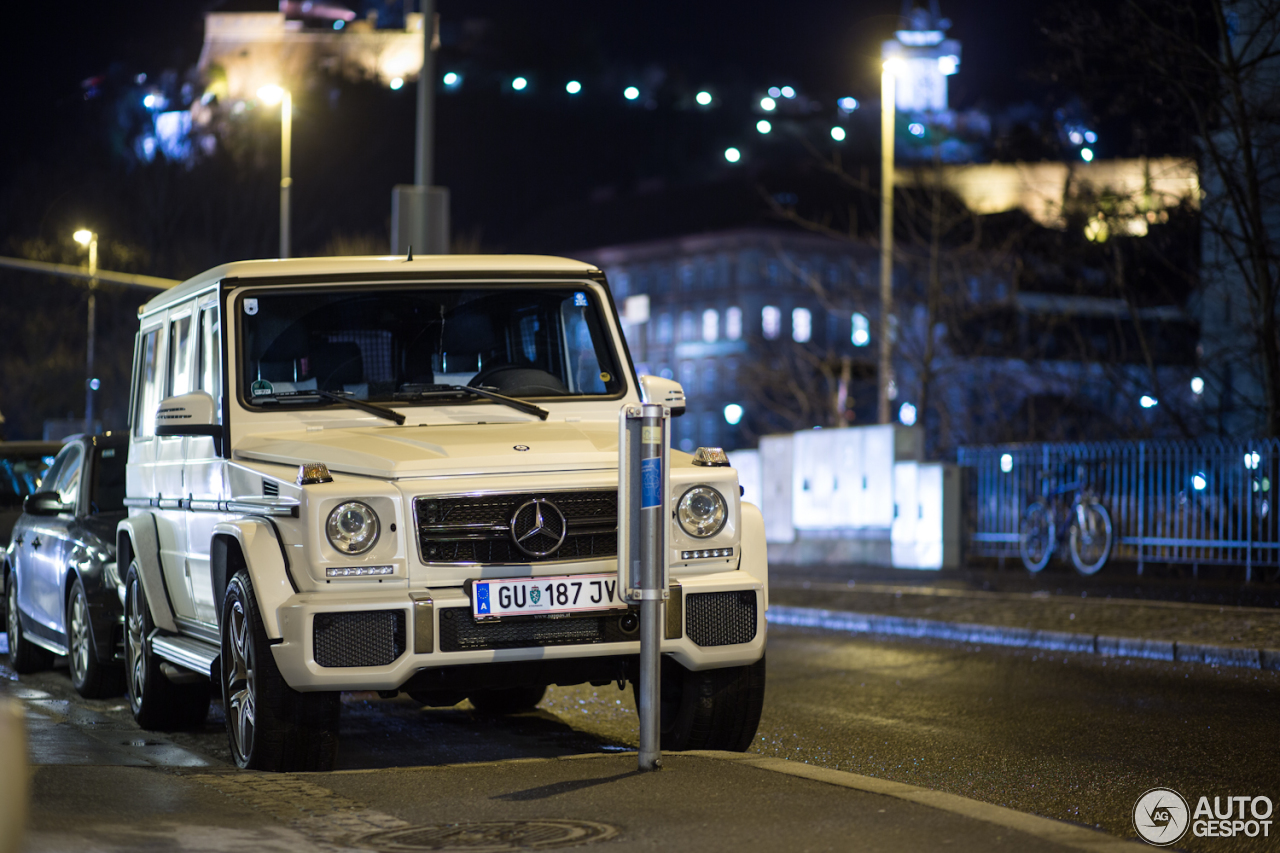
<box><xmin>354</xmin><ymin>819</ymin><xmax>618</xmax><ymax>852</ymax></box>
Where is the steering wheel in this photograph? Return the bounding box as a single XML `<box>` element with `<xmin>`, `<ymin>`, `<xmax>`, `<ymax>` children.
<box><xmin>468</xmin><ymin>365</ymin><xmax>568</xmax><ymax>396</ymax></box>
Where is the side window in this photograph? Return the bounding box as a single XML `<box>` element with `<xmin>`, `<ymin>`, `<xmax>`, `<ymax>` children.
<box><xmin>134</xmin><ymin>329</ymin><xmax>160</xmax><ymax>437</ymax></box>
<box><xmin>52</xmin><ymin>445</ymin><xmax>84</xmax><ymax>508</ymax></box>
<box><xmin>198</xmin><ymin>304</ymin><xmax>222</xmax><ymax>423</ymax></box>
<box><xmin>168</xmin><ymin>314</ymin><xmax>194</xmax><ymax>397</ymax></box>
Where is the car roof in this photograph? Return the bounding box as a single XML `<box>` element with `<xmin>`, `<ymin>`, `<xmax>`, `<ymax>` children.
<box><xmin>140</xmin><ymin>254</ymin><xmax>602</xmax><ymax>316</ymax></box>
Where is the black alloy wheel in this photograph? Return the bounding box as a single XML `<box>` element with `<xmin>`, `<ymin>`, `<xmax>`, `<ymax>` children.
<box><xmin>634</xmin><ymin>655</ymin><xmax>766</xmax><ymax>752</ymax></box>
<box><xmin>124</xmin><ymin>562</ymin><xmax>209</xmax><ymax>730</ymax></box>
<box><xmin>67</xmin><ymin>577</ymin><xmax>123</xmax><ymax>698</ymax></box>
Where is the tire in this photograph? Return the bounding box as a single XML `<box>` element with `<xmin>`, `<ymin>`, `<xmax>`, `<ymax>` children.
<box><xmin>467</xmin><ymin>686</ymin><xmax>547</xmax><ymax>715</ymax></box>
<box><xmin>67</xmin><ymin>578</ymin><xmax>124</xmax><ymax>698</ymax></box>
<box><xmin>222</xmin><ymin>570</ymin><xmax>340</xmax><ymax>771</ymax></box>
<box><xmin>1069</xmin><ymin>501</ymin><xmax>1113</xmax><ymax>576</ymax></box>
<box><xmin>125</xmin><ymin>563</ymin><xmax>210</xmax><ymax>730</ymax></box>
<box><xmin>5</xmin><ymin>572</ymin><xmax>54</xmax><ymax>674</ymax></box>
<box><xmin>1018</xmin><ymin>502</ymin><xmax>1055</xmax><ymax>573</ymax></box>
<box><xmin>634</xmin><ymin>655</ymin><xmax>766</xmax><ymax>752</ymax></box>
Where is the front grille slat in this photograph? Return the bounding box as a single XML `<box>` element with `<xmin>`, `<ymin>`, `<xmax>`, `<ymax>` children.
<box><xmin>685</xmin><ymin>591</ymin><xmax>758</xmax><ymax>647</ymax></box>
<box><xmin>313</xmin><ymin>610</ymin><xmax>407</xmax><ymax>667</ymax></box>
<box><xmin>416</xmin><ymin>490</ymin><xmax>618</xmax><ymax>565</ymax></box>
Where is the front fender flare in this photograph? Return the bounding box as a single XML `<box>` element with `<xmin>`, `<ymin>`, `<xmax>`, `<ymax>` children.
<box><xmin>740</xmin><ymin>500</ymin><xmax>768</xmax><ymax>609</ymax></box>
<box><xmin>211</xmin><ymin>519</ymin><xmax>295</xmax><ymax>640</ymax></box>
<box><xmin>116</xmin><ymin>514</ymin><xmax>178</xmax><ymax>632</ymax></box>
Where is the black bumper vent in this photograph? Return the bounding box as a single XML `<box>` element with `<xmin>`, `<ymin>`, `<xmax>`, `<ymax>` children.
<box><xmin>313</xmin><ymin>610</ymin><xmax>406</xmax><ymax>668</ymax></box>
<box><xmin>438</xmin><ymin>607</ymin><xmax>636</xmax><ymax>652</ymax></box>
<box><xmin>415</xmin><ymin>490</ymin><xmax>617</xmax><ymax>565</ymax></box>
<box><xmin>685</xmin><ymin>591</ymin><xmax>758</xmax><ymax>647</ymax></box>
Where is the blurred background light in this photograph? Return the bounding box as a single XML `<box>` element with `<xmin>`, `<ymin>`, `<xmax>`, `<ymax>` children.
<box><xmin>624</xmin><ymin>86</ymin><xmax>640</xmax><ymax>100</ymax></box>
<box><xmin>768</xmin><ymin>87</ymin><xmax>781</xmax><ymax>98</ymax></box>
<box><xmin>1000</xmin><ymin>453</ymin><xmax>1014</xmax><ymax>473</ymax></box>
<box><xmin>695</xmin><ymin>90</ymin><xmax>712</xmax><ymax>106</ymax></box>
<box><xmin>756</xmin><ymin>120</ymin><xmax>772</xmax><ymax>134</ymax></box>
<box><xmin>760</xmin><ymin>97</ymin><xmax>776</xmax><ymax>111</ymax></box>
<box><xmin>1191</xmin><ymin>376</ymin><xmax>1205</xmax><ymax>394</ymax></box>
<box><xmin>512</xmin><ymin>77</ymin><xmax>528</xmax><ymax>91</ymax></box>
<box><xmin>1140</xmin><ymin>395</ymin><xmax>1158</xmax><ymax>408</ymax></box>
<box><xmin>851</xmin><ymin>312</ymin><xmax>869</xmax><ymax>346</ymax></box>
<box><xmin>1193</xmin><ymin>472</ymin><xmax>1207</xmax><ymax>490</ymax></box>
<box><xmin>1085</xmin><ymin>131</ymin><xmax>1097</xmax><ymax>143</ymax></box>
<box><xmin>908</xmin><ymin>122</ymin><xmax>925</xmax><ymax>137</ymax></box>
<box><xmin>443</xmin><ymin>71</ymin><xmax>461</xmax><ymax>88</ymax></box>
<box><xmin>333</xmin><ymin>19</ymin><xmax>344</xmax><ymax>30</ymax></box>
<box><xmin>1081</xmin><ymin>148</ymin><xmax>1094</xmax><ymax>161</ymax></box>
<box><xmin>838</xmin><ymin>97</ymin><xmax>859</xmax><ymax>112</ymax></box>
<box><xmin>389</xmin><ymin>77</ymin><xmax>404</xmax><ymax>90</ymax></box>
<box><xmin>899</xmin><ymin>402</ymin><xmax>918</xmax><ymax>426</ymax></box>
<box><xmin>830</xmin><ymin>126</ymin><xmax>846</xmax><ymax>141</ymax></box>
<box><xmin>566</xmin><ymin>80</ymin><xmax>582</xmax><ymax>94</ymax></box>
<box><xmin>780</xmin><ymin>86</ymin><xmax>795</xmax><ymax>98</ymax></box>
<box><xmin>724</xmin><ymin>403</ymin><xmax>744</xmax><ymax>425</ymax></box>
<box><xmin>724</xmin><ymin>147</ymin><xmax>741</xmax><ymax>163</ymax></box>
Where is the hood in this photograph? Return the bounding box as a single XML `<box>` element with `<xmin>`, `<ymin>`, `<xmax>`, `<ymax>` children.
<box><xmin>233</xmin><ymin>421</ymin><xmax>620</xmax><ymax>479</ymax></box>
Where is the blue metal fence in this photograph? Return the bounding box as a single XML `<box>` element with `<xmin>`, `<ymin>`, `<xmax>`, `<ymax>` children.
<box><xmin>957</xmin><ymin>438</ymin><xmax>1280</xmax><ymax>579</ymax></box>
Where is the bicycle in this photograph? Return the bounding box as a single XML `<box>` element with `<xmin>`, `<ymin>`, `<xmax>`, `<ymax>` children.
<box><xmin>1018</xmin><ymin>469</ymin><xmax>1113</xmax><ymax>574</ymax></box>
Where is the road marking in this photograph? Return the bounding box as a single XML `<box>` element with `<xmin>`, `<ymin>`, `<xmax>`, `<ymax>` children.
<box><xmin>692</xmin><ymin>751</ymin><xmax>1145</xmax><ymax>851</ymax></box>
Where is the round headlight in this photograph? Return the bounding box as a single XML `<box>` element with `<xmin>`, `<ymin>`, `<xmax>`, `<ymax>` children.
<box><xmin>326</xmin><ymin>501</ymin><xmax>380</xmax><ymax>555</ymax></box>
<box><xmin>677</xmin><ymin>486</ymin><xmax>727</xmax><ymax>538</ymax></box>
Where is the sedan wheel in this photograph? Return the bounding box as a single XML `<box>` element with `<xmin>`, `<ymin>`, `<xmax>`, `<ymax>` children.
<box><xmin>5</xmin><ymin>574</ymin><xmax>53</xmax><ymax>674</ymax></box>
<box><xmin>68</xmin><ymin>578</ymin><xmax>123</xmax><ymax>698</ymax></box>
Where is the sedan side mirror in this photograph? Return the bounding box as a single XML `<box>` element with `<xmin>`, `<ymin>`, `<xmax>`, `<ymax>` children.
<box><xmin>155</xmin><ymin>391</ymin><xmax>222</xmax><ymax>453</ymax></box>
<box><xmin>24</xmin><ymin>491</ymin><xmax>71</xmax><ymax>516</ymax></box>
<box><xmin>638</xmin><ymin>375</ymin><xmax>686</xmax><ymax>417</ymax></box>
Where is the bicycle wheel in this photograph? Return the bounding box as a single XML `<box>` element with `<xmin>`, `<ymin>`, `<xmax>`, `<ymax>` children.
<box><xmin>1019</xmin><ymin>502</ymin><xmax>1055</xmax><ymax>573</ymax></box>
<box><xmin>1069</xmin><ymin>501</ymin><xmax>1112</xmax><ymax>575</ymax></box>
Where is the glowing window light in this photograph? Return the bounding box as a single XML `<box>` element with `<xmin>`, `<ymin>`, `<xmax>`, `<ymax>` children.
<box><xmin>512</xmin><ymin>77</ymin><xmax>528</xmax><ymax>91</ymax></box>
<box><xmin>757</xmin><ymin>120</ymin><xmax>772</xmax><ymax>134</ymax></box>
<box><xmin>898</xmin><ymin>402</ymin><xmax>917</xmax><ymax>426</ymax></box>
<box><xmin>760</xmin><ymin>96</ymin><xmax>777</xmax><ymax>111</ymax></box>
<box><xmin>1191</xmin><ymin>376</ymin><xmax>1205</xmax><ymax>395</ymax></box>
<box><xmin>851</xmin><ymin>312</ymin><xmax>870</xmax><ymax>346</ymax></box>
<box><xmin>830</xmin><ymin>126</ymin><xmax>846</xmax><ymax>141</ymax></box>
<box><xmin>780</xmin><ymin>86</ymin><xmax>795</xmax><ymax>98</ymax></box>
<box><xmin>726</xmin><ymin>306</ymin><xmax>742</xmax><ymax>340</ymax></box>
<box><xmin>1140</xmin><ymin>395</ymin><xmax>1158</xmax><ymax>408</ymax></box>
<box><xmin>1000</xmin><ymin>453</ymin><xmax>1013</xmax><ymax>473</ymax></box>
<box><xmin>390</xmin><ymin>77</ymin><xmax>404</xmax><ymax>90</ymax></box>
<box><xmin>724</xmin><ymin>403</ymin><xmax>744</xmax><ymax>426</ymax></box>
<box><xmin>724</xmin><ymin>147</ymin><xmax>741</xmax><ymax>163</ymax></box>
<box><xmin>624</xmin><ymin>86</ymin><xmax>640</xmax><ymax>100</ymax></box>
<box><xmin>695</xmin><ymin>91</ymin><xmax>712</xmax><ymax>106</ymax></box>
<box><xmin>762</xmin><ymin>306</ymin><xmax>781</xmax><ymax>340</ymax></box>
<box><xmin>938</xmin><ymin>55</ymin><xmax>959</xmax><ymax>75</ymax></box>
<box><xmin>566</xmin><ymin>80</ymin><xmax>582</xmax><ymax>94</ymax></box>
<box><xmin>1081</xmin><ymin>148</ymin><xmax>1095</xmax><ymax>162</ymax></box>
<box><xmin>1245</xmin><ymin>452</ymin><xmax>1261</xmax><ymax>469</ymax></box>
<box><xmin>791</xmin><ymin>307</ymin><xmax>811</xmax><ymax>342</ymax></box>
<box><xmin>443</xmin><ymin>72</ymin><xmax>461</xmax><ymax>88</ymax></box>
<box><xmin>908</xmin><ymin>122</ymin><xmax>925</xmax><ymax>137</ymax></box>
<box><xmin>702</xmin><ymin>309</ymin><xmax>719</xmax><ymax>342</ymax></box>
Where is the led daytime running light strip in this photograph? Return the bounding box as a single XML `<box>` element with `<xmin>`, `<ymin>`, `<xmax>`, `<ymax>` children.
<box><xmin>681</xmin><ymin>548</ymin><xmax>734</xmax><ymax>560</ymax></box>
<box><xmin>326</xmin><ymin>565</ymin><xmax>395</xmax><ymax>578</ymax></box>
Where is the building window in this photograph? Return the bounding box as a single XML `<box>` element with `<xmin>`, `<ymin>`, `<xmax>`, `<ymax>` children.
<box><xmin>681</xmin><ymin>264</ymin><xmax>696</xmax><ymax>290</ymax></box>
<box><xmin>678</xmin><ymin>360</ymin><xmax>696</xmax><ymax>394</ymax></box>
<box><xmin>792</xmin><ymin>307</ymin><xmax>812</xmax><ymax>343</ymax></box>
<box><xmin>725</xmin><ymin>306</ymin><xmax>742</xmax><ymax>341</ymax></box>
<box><xmin>702</xmin><ymin>359</ymin><xmax>718</xmax><ymax>394</ymax></box>
<box><xmin>762</xmin><ymin>306</ymin><xmax>781</xmax><ymax>340</ymax></box>
<box><xmin>702</xmin><ymin>309</ymin><xmax>719</xmax><ymax>342</ymax></box>
<box><xmin>851</xmin><ymin>312</ymin><xmax>870</xmax><ymax>346</ymax></box>
<box><xmin>653</xmin><ymin>313</ymin><xmax>673</xmax><ymax>345</ymax></box>
<box><xmin>679</xmin><ymin>311</ymin><xmax>697</xmax><ymax>342</ymax></box>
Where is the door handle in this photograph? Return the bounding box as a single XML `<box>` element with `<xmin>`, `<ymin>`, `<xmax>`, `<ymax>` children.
<box><xmin>14</xmin><ymin>534</ymin><xmax>22</xmax><ymax>546</ymax></box>
<box><xmin>31</xmin><ymin>537</ymin><xmax>41</xmax><ymax>550</ymax></box>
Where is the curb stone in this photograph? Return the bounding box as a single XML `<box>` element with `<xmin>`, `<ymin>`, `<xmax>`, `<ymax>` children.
<box><xmin>767</xmin><ymin>605</ymin><xmax>1280</xmax><ymax>671</ymax></box>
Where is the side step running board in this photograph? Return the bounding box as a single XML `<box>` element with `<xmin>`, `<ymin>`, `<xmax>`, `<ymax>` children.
<box><xmin>150</xmin><ymin>631</ymin><xmax>219</xmax><ymax>677</ymax></box>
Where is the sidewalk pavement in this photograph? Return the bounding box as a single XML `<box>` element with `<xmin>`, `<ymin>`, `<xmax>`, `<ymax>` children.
<box><xmin>768</xmin><ymin>566</ymin><xmax>1280</xmax><ymax>669</ymax></box>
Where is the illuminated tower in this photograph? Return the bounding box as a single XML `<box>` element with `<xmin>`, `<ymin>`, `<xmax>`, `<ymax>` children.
<box><xmin>882</xmin><ymin>1</ymin><xmax>961</xmax><ymax>113</ymax></box>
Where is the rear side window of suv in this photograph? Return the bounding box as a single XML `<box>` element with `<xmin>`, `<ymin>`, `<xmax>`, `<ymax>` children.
<box><xmin>133</xmin><ymin>328</ymin><xmax>160</xmax><ymax>437</ymax></box>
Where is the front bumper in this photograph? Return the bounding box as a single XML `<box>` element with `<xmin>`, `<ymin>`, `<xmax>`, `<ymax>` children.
<box><xmin>270</xmin><ymin>569</ymin><xmax>766</xmax><ymax>692</ymax></box>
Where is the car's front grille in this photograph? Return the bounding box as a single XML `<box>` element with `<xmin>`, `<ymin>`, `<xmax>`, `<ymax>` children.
<box><xmin>437</xmin><ymin>607</ymin><xmax>637</xmax><ymax>652</ymax></box>
<box><xmin>313</xmin><ymin>610</ymin><xmax>406</xmax><ymax>667</ymax></box>
<box><xmin>685</xmin><ymin>591</ymin><xmax>758</xmax><ymax>647</ymax></box>
<box><xmin>415</xmin><ymin>490</ymin><xmax>617</xmax><ymax>564</ymax></box>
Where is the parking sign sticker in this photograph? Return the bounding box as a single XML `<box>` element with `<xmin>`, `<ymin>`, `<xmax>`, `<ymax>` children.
<box><xmin>641</xmin><ymin>457</ymin><xmax>661</xmax><ymax>508</ymax></box>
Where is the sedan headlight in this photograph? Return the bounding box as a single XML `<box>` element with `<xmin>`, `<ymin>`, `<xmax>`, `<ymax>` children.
<box><xmin>676</xmin><ymin>486</ymin><xmax>727</xmax><ymax>538</ymax></box>
<box><xmin>326</xmin><ymin>501</ymin><xmax>380</xmax><ymax>555</ymax></box>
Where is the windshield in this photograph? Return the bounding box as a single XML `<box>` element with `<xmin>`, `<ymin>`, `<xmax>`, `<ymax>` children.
<box><xmin>0</xmin><ymin>451</ymin><xmax>56</xmax><ymax>508</ymax></box>
<box><xmin>238</xmin><ymin>285</ymin><xmax>625</xmax><ymax>408</ymax></box>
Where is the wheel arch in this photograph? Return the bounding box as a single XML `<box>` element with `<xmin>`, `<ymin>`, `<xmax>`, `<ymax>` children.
<box><xmin>116</xmin><ymin>514</ymin><xmax>178</xmax><ymax>632</ymax></box>
<box><xmin>739</xmin><ymin>500</ymin><xmax>768</xmax><ymax>610</ymax></box>
<box><xmin>210</xmin><ymin>519</ymin><xmax>294</xmax><ymax>639</ymax></box>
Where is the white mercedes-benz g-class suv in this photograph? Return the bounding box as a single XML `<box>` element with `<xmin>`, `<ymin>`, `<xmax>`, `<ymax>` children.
<box><xmin>118</xmin><ymin>255</ymin><xmax>767</xmax><ymax>771</ymax></box>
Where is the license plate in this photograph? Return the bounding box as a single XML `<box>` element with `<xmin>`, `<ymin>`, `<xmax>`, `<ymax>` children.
<box><xmin>471</xmin><ymin>573</ymin><xmax>626</xmax><ymax>620</ymax></box>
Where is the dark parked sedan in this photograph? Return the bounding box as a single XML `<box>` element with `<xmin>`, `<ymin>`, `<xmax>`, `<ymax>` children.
<box><xmin>3</xmin><ymin>433</ymin><xmax>127</xmax><ymax>697</ymax></box>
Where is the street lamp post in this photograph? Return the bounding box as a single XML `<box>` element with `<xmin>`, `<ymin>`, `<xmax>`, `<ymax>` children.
<box><xmin>878</xmin><ymin>61</ymin><xmax>899</xmax><ymax>425</ymax></box>
<box><xmin>258</xmin><ymin>85</ymin><xmax>292</xmax><ymax>259</ymax></box>
<box><xmin>73</xmin><ymin>229</ymin><xmax>98</xmax><ymax>435</ymax></box>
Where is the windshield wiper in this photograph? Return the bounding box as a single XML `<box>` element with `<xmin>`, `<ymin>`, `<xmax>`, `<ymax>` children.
<box><xmin>314</xmin><ymin>390</ymin><xmax>406</xmax><ymax>424</ymax></box>
<box><xmin>401</xmin><ymin>385</ymin><xmax>549</xmax><ymax>421</ymax></box>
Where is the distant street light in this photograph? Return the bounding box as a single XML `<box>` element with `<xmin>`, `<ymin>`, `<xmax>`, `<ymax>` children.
<box><xmin>724</xmin><ymin>147</ymin><xmax>741</xmax><ymax>163</ymax></box>
<box><xmin>624</xmin><ymin>86</ymin><xmax>640</xmax><ymax>100</ymax></box>
<box><xmin>1140</xmin><ymin>395</ymin><xmax>1159</xmax><ymax>408</ymax></box>
<box><xmin>756</xmin><ymin>120</ymin><xmax>772</xmax><ymax>134</ymax></box>
<box><xmin>830</xmin><ymin>126</ymin><xmax>846</xmax><ymax>141</ymax></box>
<box><xmin>257</xmin><ymin>84</ymin><xmax>292</xmax><ymax>258</ymax></box>
<box><xmin>73</xmin><ymin>229</ymin><xmax>98</xmax><ymax>434</ymax></box>
<box><xmin>695</xmin><ymin>91</ymin><xmax>712</xmax><ymax>106</ymax></box>
<box><xmin>390</xmin><ymin>77</ymin><xmax>404</xmax><ymax>90</ymax></box>
<box><xmin>723</xmin><ymin>403</ymin><xmax>744</xmax><ymax>425</ymax></box>
<box><xmin>759</xmin><ymin>96</ymin><xmax>777</xmax><ymax>111</ymax></box>
<box><xmin>566</xmin><ymin>80</ymin><xmax>582</xmax><ymax>94</ymax></box>
<box><xmin>879</xmin><ymin>58</ymin><xmax>902</xmax><ymax>424</ymax></box>
<box><xmin>512</xmin><ymin>77</ymin><xmax>528</xmax><ymax>91</ymax></box>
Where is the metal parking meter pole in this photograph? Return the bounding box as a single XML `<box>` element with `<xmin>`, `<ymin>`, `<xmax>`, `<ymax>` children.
<box><xmin>619</xmin><ymin>402</ymin><xmax>670</xmax><ymax>772</ymax></box>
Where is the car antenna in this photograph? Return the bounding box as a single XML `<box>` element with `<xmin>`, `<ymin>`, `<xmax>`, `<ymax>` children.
<box><xmin>406</xmin><ymin>245</ymin><xmax>413</xmax><ymax>262</ymax></box>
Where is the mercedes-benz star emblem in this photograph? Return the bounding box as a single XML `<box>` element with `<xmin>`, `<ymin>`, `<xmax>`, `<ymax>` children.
<box><xmin>510</xmin><ymin>498</ymin><xmax>567</xmax><ymax>557</ymax></box>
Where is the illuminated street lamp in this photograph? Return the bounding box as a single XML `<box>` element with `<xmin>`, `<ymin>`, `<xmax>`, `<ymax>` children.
<box><xmin>878</xmin><ymin>58</ymin><xmax>902</xmax><ymax>425</ymax></box>
<box><xmin>257</xmin><ymin>84</ymin><xmax>292</xmax><ymax>258</ymax></box>
<box><xmin>73</xmin><ymin>229</ymin><xmax>98</xmax><ymax>434</ymax></box>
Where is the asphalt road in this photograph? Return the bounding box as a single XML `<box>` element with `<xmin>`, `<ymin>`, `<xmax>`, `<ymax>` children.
<box><xmin>7</xmin><ymin>625</ymin><xmax>1280</xmax><ymax>851</ymax></box>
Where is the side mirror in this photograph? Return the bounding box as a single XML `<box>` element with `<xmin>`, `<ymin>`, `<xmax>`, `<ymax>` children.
<box><xmin>24</xmin><ymin>492</ymin><xmax>71</xmax><ymax>516</ymax></box>
<box><xmin>155</xmin><ymin>391</ymin><xmax>222</xmax><ymax>453</ymax></box>
<box><xmin>638</xmin><ymin>375</ymin><xmax>686</xmax><ymax>417</ymax></box>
